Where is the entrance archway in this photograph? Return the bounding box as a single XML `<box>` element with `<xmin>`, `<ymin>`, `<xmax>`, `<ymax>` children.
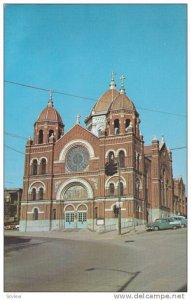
<box><xmin>57</xmin><ymin>179</ymin><xmax>93</xmax><ymax>229</ymax></box>
<box><xmin>64</xmin><ymin>204</ymin><xmax>88</xmax><ymax>229</ymax></box>
<box><xmin>77</xmin><ymin>204</ymin><xmax>88</xmax><ymax>228</ymax></box>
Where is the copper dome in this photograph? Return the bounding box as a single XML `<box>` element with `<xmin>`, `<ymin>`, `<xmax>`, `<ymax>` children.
<box><xmin>92</xmin><ymin>89</ymin><xmax>119</xmax><ymax>114</ymax></box>
<box><xmin>37</xmin><ymin>101</ymin><xmax>63</xmax><ymax>124</ymax></box>
<box><xmin>110</xmin><ymin>93</ymin><xmax>136</xmax><ymax>111</ymax></box>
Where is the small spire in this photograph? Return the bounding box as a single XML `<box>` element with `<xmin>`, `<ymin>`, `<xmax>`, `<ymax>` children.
<box><xmin>159</xmin><ymin>135</ymin><xmax>165</xmax><ymax>148</ymax></box>
<box><xmin>152</xmin><ymin>135</ymin><xmax>158</xmax><ymax>142</ymax></box>
<box><xmin>48</xmin><ymin>89</ymin><xmax>54</xmax><ymax>107</ymax></box>
<box><xmin>76</xmin><ymin>114</ymin><xmax>81</xmax><ymax>124</ymax></box>
<box><xmin>109</xmin><ymin>71</ymin><xmax>116</xmax><ymax>90</ymax></box>
<box><xmin>120</xmin><ymin>75</ymin><xmax>126</xmax><ymax>94</ymax></box>
<box><xmin>161</xmin><ymin>135</ymin><xmax>165</xmax><ymax>143</ymax></box>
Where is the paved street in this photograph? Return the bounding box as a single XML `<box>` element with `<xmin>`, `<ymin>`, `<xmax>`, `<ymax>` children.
<box><xmin>4</xmin><ymin>228</ymin><xmax>187</xmax><ymax>292</ymax></box>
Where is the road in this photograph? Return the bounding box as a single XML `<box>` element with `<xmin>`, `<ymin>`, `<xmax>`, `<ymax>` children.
<box><xmin>4</xmin><ymin>228</ymin><xmax>187</xmax><ymax>292</ymax></box>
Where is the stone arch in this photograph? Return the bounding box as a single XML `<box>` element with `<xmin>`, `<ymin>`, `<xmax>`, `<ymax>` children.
<box><xmin>59</xmin><ymin>139</ymin><xmax>95</xmax><ymax>161</ymax></box>
<box><xmin>64</xmin><ymin>204</ymin><xmax>75</xmax><ymax>212</ymax></box>
<box><xmin>105</xmin><ymin>149</ymin><xmax>116</xmax><ymax>158</ymax></box>
<box><xmin>105</xmin><ymin>175</ymin><xmax>126</xmax><ymax>189</ymax></box>
<box><xmin>56</xmin><ymin>178</ymin><xmax>94</xmax><ymax>200</ymax></box>
<box><xmin>77</xmin><ymin>203</ymin><xmax>88</xmax><ymax>211</ymax></box>
<box><xmin>28</xmin><ymin>181</ymin><xmax>46</xmax><ymax>193</ymax></box>
<box><xmin>39</xmin><ymin>157</ymin><xmax>48</xmax><ymax>164</ymax></box>
<box><xmin>30</xmin><ymin>158</ymin><xmax>40</xmax><ymax>165</ymax></box>
<box><xmin>116</xmin><ymin>148</ymin><xmax>127</xmax><ymax>156</ymax></box>
<box><xmin>32</xmin><ymin>206</ymin><xmax>39</xmax><ymax>213</ymax></box>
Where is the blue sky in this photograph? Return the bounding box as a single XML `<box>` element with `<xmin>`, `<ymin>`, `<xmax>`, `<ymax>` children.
<box><xmin>4</xmin><ymin>4</ymin><xmax>187</xmax><ymax>189</ymax></box>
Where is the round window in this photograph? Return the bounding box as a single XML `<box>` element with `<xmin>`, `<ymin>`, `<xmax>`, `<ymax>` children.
<box><xmin>66</xmin><ymin>146</ymin><xmax>89</xmax><ymax>172</ymax></box>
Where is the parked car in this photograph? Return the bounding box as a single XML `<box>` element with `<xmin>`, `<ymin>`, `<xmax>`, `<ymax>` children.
<box><xmin>173</xmin><ymin>216</ymin><xmax>187</xmax><ymax>228</ymax></box>
<box><xmin>4</xmin><ymin>224</ymin><xmax>19</xmax><ymax>230</ymax></box>
<box><xmin>166</xmin><ymin>217</ymin><xmax>182</xmax><ymax>228</ymax></box>
<box><xmin>146</xmin><ymin>218</ymin><xmax>179</xmax><ymax>231</ymax></box>
<box><xmin>15</xmin><ymin>224</ymin><xmax>20</xmax><ymax>230</ymax></box>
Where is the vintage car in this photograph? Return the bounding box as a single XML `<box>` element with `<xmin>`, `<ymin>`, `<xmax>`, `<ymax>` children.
<box><xmin>173</xmin><ymin>216</ymin><xmax>187</xmax><ymax>227</ymax></box>
<box><xmin>146</xmin><ymin>218</ymin><xmax>180</xmax><ymax>231</ymax></box>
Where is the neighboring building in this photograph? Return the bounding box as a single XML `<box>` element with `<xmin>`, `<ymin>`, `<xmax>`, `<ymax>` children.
<box><xmin>144</xmin><ymin>138</ymin><xmax>174</xmax><ymax>222</ymax></box>
<box><xmin>20</xmin><ymin>75</ymin><xmax>187</xmax><ymax>232</ymax></box>
<box><xmin>4</xmin><ymin>188</ymin><xmax>22</xmax><ymax>224</ymax></box>
<box><xmin>173</xmin><ymin>177</ymin><xmax>187</xmax><ymax>217</ymax></box>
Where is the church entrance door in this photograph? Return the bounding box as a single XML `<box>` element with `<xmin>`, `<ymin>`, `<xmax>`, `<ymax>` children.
<box><xmin>65</xmin><ymin>211</ymin><xmax>75</xmax><ymax>228</ymax></box>
<box><xmin>64</xmin><ymin>204</ymin><xmax>88</xmax><ymax>229</ymax></box>
<box><xmin>77</xmin><ymin>211</ymin><xmax>87</xmax><ymax>228</ymax></box>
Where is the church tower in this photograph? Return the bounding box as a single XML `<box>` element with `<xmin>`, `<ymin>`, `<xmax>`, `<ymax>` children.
<box><xmin>34</xmin><ymin>91</ymin><xmax>64</xmax><ymax>145</ymax></box>
<box><xmin>103</xmin><ymin>74</ymin><xmax>145</xmax><ymax>224</ymax></box>
<box><xmin>21</xmin><ymin>94</ymin><xmax>65</xmax><ymax>231</ymax></box>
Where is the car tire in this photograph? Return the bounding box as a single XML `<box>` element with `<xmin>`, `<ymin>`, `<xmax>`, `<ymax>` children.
<box><xmin>154</xmin><ymin>226</ymin><xmax>159</xmax><ymax>231</ymax></box>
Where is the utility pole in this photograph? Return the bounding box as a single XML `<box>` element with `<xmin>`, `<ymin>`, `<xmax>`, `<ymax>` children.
<box><xmin>118</xmin><ymin>159</ymin><xmax>121</xmax><ymax>235</ymax></box>
<box><xmin>105</xmin><ymin>154</ymin><xmax>121</xmax><ymax>234</ymax></box>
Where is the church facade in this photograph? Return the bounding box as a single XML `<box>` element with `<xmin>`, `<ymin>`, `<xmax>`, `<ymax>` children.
<box><xmin>20</xmin><ymin>75</ymin><xmax>185</xmax><ymax>232</ymax></box>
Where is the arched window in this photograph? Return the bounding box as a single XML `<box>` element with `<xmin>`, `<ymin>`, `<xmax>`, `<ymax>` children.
<box><xmin>32</xmin><ymin>159</ymin><xmax>38</xmax><ymax>175</ymax></box>
<box><xmin>32</xmin><ymin>188</ymin><xmax>36</xmax><ymax>201</ymax></box>
<box><xmin>109</xmin><ymin>183</ymin><xmax>115</xmax><ymax>196</ymax></box>
<box><xmin>39</xmin><ymin>187</ymin><xmax>44</xmax><ymax>200</ymax></box>
<box><xmin>119</xmin><ymin>150</ymin><xmax>125</xmax><ymax>168</ymax></box>
<box><xmin>38</xmin><ymin>130</ymin><xmax>43</xmax><ymax>144</ymax></box>
<box><xmin>136</xmin><ymin>178</ymin><xmax>140</xmax><ymax>198</ymax></box>
<box><xmin>49</xmin><ymin>130</ymin><xmax>54</xmax><ymax>138</ymax></box>
<box><xmin>33</xmin><ymin>208</ymin><xmax>38</xmax><ymax>220</ymax></box>
<box><xmin>114</xmin><ymin>119</ymin><xmax>120</xmax><ymax>135</ymax></box>
<box><xmin>108</xmin><ymin>151</ymin><xmax>115</xmax><ymax>164</ymax></box>
<box><xmin>41</xmin><ymin>158</ymin><xmax>46</xmax><ymax>174</ymax></box>
<box><xmin>125</xmin><ymin>119</ymin><xmax>131</xmax><ymax>131</ymax></box>
<box><xmin>120</xmin><ymin>182</ymin><xmax>124</xmax><ymax>196</ymax></box>
<box><xmin>137</xmin><ymin>154</ymin><xmax>140</xmax><ymax>171</ymax></box>
<box><xmin>161</xmin><ymin>168</ymin><xmax>167</xmax><ymax>206</ymax></box>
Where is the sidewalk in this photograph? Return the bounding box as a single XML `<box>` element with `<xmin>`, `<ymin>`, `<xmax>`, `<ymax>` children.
<box><xmin>4</xmin><ymin>225</ymin><xmax>146</xmax><ymax>241</ymax></box>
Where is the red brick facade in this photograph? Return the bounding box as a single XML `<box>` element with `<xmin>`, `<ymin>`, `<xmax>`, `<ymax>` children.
<box><xmin>173</xmin><ymin>178</ymin><xmax>187</xmax><ymax>216</ymax></box>
<box><xmin>20</xmin><ymin>78</ymin><xmax>187</xmax><ymax>232</ymax></box>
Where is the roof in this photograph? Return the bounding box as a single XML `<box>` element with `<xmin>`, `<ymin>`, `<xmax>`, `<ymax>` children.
<box><xmin>37</xmin><ymin>101</ymin><xmax>63</xmax><ymax>124</ymax></box>
<box><xmin>91</xmin><ymin>89</ymin><xmax>119</xmax><ymax>114</ymax></box>
<box><xmin>110</xmin><ymin>92</ymin><xmax>136</xmax><ymax>111</ymax></box>
<box><xmin>144</xmin><ymin>145</ymin><xmax>153</xmax><ymax>155</ymax></box>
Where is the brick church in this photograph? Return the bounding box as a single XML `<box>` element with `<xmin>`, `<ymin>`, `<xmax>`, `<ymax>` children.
<box><xmin>20</xmin><ymin>74</ymin><xmax>186</xmax><ymax>232</ymax></box>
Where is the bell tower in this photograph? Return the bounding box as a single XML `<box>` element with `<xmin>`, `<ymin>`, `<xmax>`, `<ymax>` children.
<box><xmin>34</xmin><ymin>91</ymin><xmax>64</xmax><ymax>145</ymax></box>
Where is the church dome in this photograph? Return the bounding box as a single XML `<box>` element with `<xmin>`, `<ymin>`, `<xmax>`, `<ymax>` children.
<box><xmin>37</xmin><ymin>100</ymin><xmax>63</xmax><ymax>124</ymax></box>
<box><xmin>110</xmin><ymin>93</ymin><xmax>136</xmax><ymax>111</ymax></box>
<box><xmin>91</xmin><ymin>89</ymin><xmax>119</xmax><ymax>115</ymax></box>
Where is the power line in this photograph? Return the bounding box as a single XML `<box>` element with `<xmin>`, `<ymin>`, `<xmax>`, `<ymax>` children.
<box><xmin>5</xmin><ymin>144</ymin><xmax>25</xmax><ymax>155</ymax></box>
<box><xmin>4</xmin><ymin>137</ymin><xmax>186</xmax><ymax>158</ymax></box>
<box><xmin>170</xmin><ymin>146</ymin><xmax>187</xmax><ymax>150</ymax></box>
<box><xmin>5</xmin><ymin>131</ymin><xmax>28</xmax><ymax>140</ymax></box>
<box><xmin>137</xmin><ymin>107</ymin><xmax>186</xmax><ymax>117</ymax></box>
<box><xmin>5</xmin><ymin>80</ymin><xmax>186</xmax><ymax>117</ymax></box>
<box><xmin>4</xmin><ymin>129</ymin><xmax>187</xmax><ymax>151</ymax></box>
<box><xmin>5</xmin><ymin>80</ymin><xmax>96</xmax><ymax>101</ymax></box>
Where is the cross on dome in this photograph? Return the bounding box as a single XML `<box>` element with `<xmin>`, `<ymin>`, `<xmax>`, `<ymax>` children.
<box><xmin>48</xmin><ymin>89</ymin><xmax>54</xmax><ymax>107</ymax></box>
<box><xmin>76</xmin><ymin>114</ymin><xmax>81</xmax><ymax>124</ymax></box>
<box><xmin>120</xmin><ymin>74</ymin><xmax>126</xmax><ymax>94</ymax></box>
<box><xmin>109</xmin><ymin>71</ymin><xmax>116</xmax><ymax>90</ymax></box>
<box><xmin>111</xmin><ymin>71</ymin><xmax>116</xmax><ymax>81</ymax></box>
